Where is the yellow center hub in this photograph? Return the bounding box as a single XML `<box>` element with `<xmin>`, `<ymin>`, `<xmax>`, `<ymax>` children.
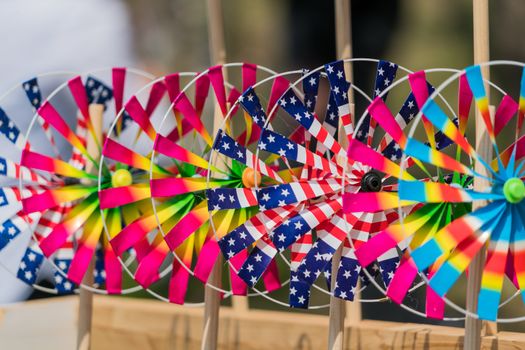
<box><xmin>111</xmin><ymin>168</ymin><xmax>133</xmax><ymax>188</ymax></box>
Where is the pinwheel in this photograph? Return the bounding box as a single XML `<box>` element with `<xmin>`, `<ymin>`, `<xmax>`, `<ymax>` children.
<box><xmin>18</xmin><ymin>68</ymin><xmax>157</xmax><ymax>294</ymax></box>
<box><xmin>106</xmin><ymin>63</ymin><xmax>286</xmax><ymax>304</ymax></box>
<box><xmin>0</xmin><ymin>72</ymin><xmax>82</xmax><ymax>294</ymax></box>
<box><xmin>219</xmin><ymin>59</ymin><xmax>414</xmax><ymax>308</ymax></box>
<box><xmin>345</xmin><ymin>63</ymin><xmax>524</xmax><ymax>321</ymax></box>
<box><xmin>97</xmin><ymin>70</ymin><xmax>193</xmax><ymax>301</ymax></box>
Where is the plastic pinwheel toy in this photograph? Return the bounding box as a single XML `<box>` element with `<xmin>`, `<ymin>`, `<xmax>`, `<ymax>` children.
<box><xmin>101</xmin><ymin>68</ymin><xmax>220</xmax><ymax>303</ymax></box>
<box><xmin>98</xmin><ymin>70</ymin><xmax>194</xmax><ymax>301</ymax></box>
<box><xmin>0</xmin><ymin>72</ymin><xmax>83</xmax><ymax>294</ymax></box>
<box><xmin>217</xmin><ymin>59</ymin><xmax>416</xmax><ymax>308</ymax></box>
<box><xmin>106</xmin><ymin>63</ymin><xmax>286</xmax><ymax>304</ymax></box>
<box><xmin>345</xmin><ymin>62</ymin><xmax>525</xmax><ymax>321</ymax></box>
<box><xmin>18</xmin><ymin>68</ymin><xmax>157</xmax><ymax>294</ymax></box>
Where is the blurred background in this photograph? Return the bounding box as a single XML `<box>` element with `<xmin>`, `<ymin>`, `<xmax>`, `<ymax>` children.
<box><xmin>1</xmin><ymin>0</ymin><xmax>525</xmax><ymax>332</ymax></box>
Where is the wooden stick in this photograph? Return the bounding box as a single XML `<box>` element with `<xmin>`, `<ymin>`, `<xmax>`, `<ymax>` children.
<box><xmin>207</xmin><ymin>0</ymin><xmax>227</xmax><ymax>66</ymax></box>
<box><xmin>465</xmin><ymin>1</ymin><xmax>490</xmax><ymax>349</ymax></box>
<box><xmin>329</xmin><ymin>1</ymin><xmax>355</xmax><ymax>349</ymax></box>
<box><xmin>202</xmin><ymin>0</ymin><xmax>230</xmax><ymax>349</ymax></box>
<box><xmin>328</xmin><ymin>246</ymin><xmax>345</xmax><ymax>350</ymax></box>
<box><xmin>335</xmin><ymin>0</ymin><xmax>352</xmax><ymax>77</ymax></box>
<box><xmin>77</xmin><ymin>104</ymin><xmax>104</xmax><ymax>350</ymax></box>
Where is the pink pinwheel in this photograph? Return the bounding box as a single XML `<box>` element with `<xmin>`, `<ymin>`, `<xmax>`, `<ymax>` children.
<box><xmin>106</xmin><ymin>64</ymin><xmax>285</xmax><ymax>304</ymax></box>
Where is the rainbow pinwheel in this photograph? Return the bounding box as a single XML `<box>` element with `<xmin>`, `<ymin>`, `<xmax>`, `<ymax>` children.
<box><xmin>19</xmin><ymin>69</ymin><xmax>156</xmax><ymax>294</ymax></box>
<box><xmin>101</xmin><ymin>69</ymin><xmax>217</xmax><ymax>303</ymax></box>
<box><xmin>219</xmin><ymin>60</ymin><xmax>411</xmax><ymax>308</ymax></box>
<box><xmin>107</xmin><ymin>64</ymin><xmax>285</xmax><ymax>304</ymax></box>
<box><xmin>98</xmin><ymin>71</ymin><xmax>186</xmax><ymax>301</ymax></box>
<box><xmin>346</xmin><ymin>64</ymin><xmax>524</xmax><ymax>321</ymax></box>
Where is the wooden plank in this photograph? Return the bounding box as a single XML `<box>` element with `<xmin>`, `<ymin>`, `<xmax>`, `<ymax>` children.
<box><xmin>90</xmin><ymin>295</ymin><xmax>525</xmax><ymax>350</ymax></box>
<box><xmin>0</xmin><ymin>297</ymin><xmax>77</xmax><ymax>350</ymax></box>
<box><xmin>4</xmin><ymin>296</ymin><xmax>525</xmax><ymax>349</ymax></box>
<box><xmin>466</xmin><ymin>0</ymin><xmax>491</xmax><ymax>348</ymax></box>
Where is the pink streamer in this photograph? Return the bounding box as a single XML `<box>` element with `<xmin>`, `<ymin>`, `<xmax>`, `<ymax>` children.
<box><xmin>112</xmin><ymin>68</ymin><xmax>126</xmax><ymax>116</ymax></box>
<box><xmin>145</xmin><ymin>81</ymin><xmax>167</xmax><ymax>116</ymax></box>
<box><xmin>134</xmin><ymin>247</ymin><xmax>165</xmax><ymax>287</ymax></box>
<box><xmin>368</xmin><ymin>97</ymin><xmax>405</xmax><ymax>144</ymax></box>
<box><xmin>355</xmin><ymin>232</ymin><xmax>398</xmax><ymax>267</ymax></box>
<box><xmin>267</xmin><ymin>76</ymin><xmax>290</xmax><ymax>119</ymax></box>
<box><xmin>67</xmin><ymin>243</ymin><xmax>94</xmax><ymax>284</ymax></box>
<box><xmin>105</xmin><ymin>248</ymin><xmax>122</xmax><ymax>294</ymax></box>
<box><xmin>495</xmin><ymin>95</ymin><xmax>519</xmax><ymax>136</ymax></box>
<box><xmin>194</xmin><ymin>238</ymin><xmax>220</xmax><ymax>283</ymax></box>
<box><xmin>262</xmin><ymin>259</ymin><xmax>281</xmax><ymax>292</ymax></box>
<box><xmin>124</xmin><ymin>96</ymin><xmax>155</xmax><ymax>139</ymax></box>
<box><xmin>169</xmin><ymin>258</ymin><xmax>191</xmax><ymax>304</ymax></box>
<box><xmin>229</xmin><ymin>250</ymin><xmax>248</xmax><ymax>296</ymax></box>
<box><xmin>425</xmin><ymin>269</ymin><xmax>445</xmax><ymax>319</ymax></box>
<box><xmin>67</xmin><ymin>76</ymin><xmax>90</xmax><ymax>122</ymax></box>
<box><xmin>386</xmin><ymin>258</ymin><xmax>418</xmax><ymax>304</ymax></box>
<box><xmin>208</xmin><ymin>65</ymin><xmax>228</xmax><ymax>116</ymax></box>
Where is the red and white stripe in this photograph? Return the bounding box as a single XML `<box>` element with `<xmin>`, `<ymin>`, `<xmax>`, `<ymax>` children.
<box><xmin>340</xmin><ymin>113</ymin><xmax>354</xmax><ymax>145</ymax></box>
<box><xmin>254</xmin><ymin>234</ymin><xmax>279</xmax><ymax>261</ymax></box>
<box><xmin>297</xmin><ymin>197</ymin><xmax>342</xmax><ymax>230</ymax></box>
<box><xmin>307</xmin><ymin>118</ymin><xmax>346</xmax><ymax>158</ymax></box>
<box><xmin>6</xmin><ymin>158</ymin><xmax>50</xmax><ymax>185</ymax></box>
<box><xmin>242</xmin><ymin>205</ymin><xmax>299</xmax><ymax>243</ymax></box>
<box><xmin>289</xmin><ymin>178</ymin><xmax>341</xmax><ymax>203</ymax></box>
<box><xmin>232</xmin><ymin>188</ymin><xmax>258</xmax><ymax>207</ymax></box>
<box><xmin>316</xmin><ymin>211</ymin><xmax>347</xmax><ymax>251</ymax></box>
<box><xmin>295</xmin><ymin>142</ymin><xmax>342</xmax><ymax>176</ymax></box>
<box><xmin>37</xmin><ymin>118</ymin><xmax>60</xmax><ymax>157</ymax></box>
<box><xmin>7</xmin><ymin>185</ymin><xmax>45</xmax><ymax>204</ymax></box>
<box><xmin>243</xmin><ymin>146</ymin><xmax>284</xmax><ymax>183</ymax></box>
<box><xmin>33</xmin><ymin>205</ymin><xmax>68</xmax><ymax>242</ymax></box>
<box><xmin>290</xmin><ymin>231</ymin><xmax>313</xmax><ymax>270</ymax></box>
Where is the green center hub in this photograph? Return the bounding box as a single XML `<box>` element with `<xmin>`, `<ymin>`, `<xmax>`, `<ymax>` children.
<box><xmin>503</xmin><ymin>177</ymin><xmax>525</xmax><ymax>204</ymax></box>
<box><xmin>111</xmin><ymin>168</ymin><xmax>133</xmax><ymax>188</ymax></box>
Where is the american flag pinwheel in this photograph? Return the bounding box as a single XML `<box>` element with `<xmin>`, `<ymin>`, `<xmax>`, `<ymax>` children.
<box><xmin>219</xmin><ymin>59</ymin><xmax>413</xmax><ymax>309</ymax></box>
<box><xmin>18</xmin><ymin>68</ymin><xmax>156</xmax><ymax>294</ymax></box>
<box><xmin>0</xmin><ymin>72</ymin><xmax>80</xmax><ymax>294</ymax></box>
<box><xmin>345</xmin><ymin>63</ymin><xmax>525</xmax><ymax>321</ymax></box>
<box><xmin>107</xmin><ymin>63</ymin><xmax>286</xmax><ymax>304</ymax></box>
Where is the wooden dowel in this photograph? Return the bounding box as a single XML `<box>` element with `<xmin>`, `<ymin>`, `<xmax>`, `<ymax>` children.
<box><xmin>207</xmin><ymin>0</ymin><xmax>227</xmax><ymax>66</ymax></box>
<box><xmin>77</xmin><ymin>104</ymin><xmax>103</xmax><ymax>350</ymax></box>
<box><xmin>335</xmin><ymin>0</ymin><xmax>353</xmax><ymax>75</ymax></box>
<box><xmin>203</xmin><ymin>0</ymin><xmax>229</xmax><ymax>348</ymax></box>
<box><xmin>328</xmin><ymin>246</ymin><xmax>345</xmax><ymax>350</ymax></box>
<box><xmin>329</xmin><ymin>1</ymin><xmax>355</xmax><ymax>349</ymax></box>
<box><xmin>465</xmin><ymin>1</ymin><xmax>491</xmax><ymax>348</ymax></box>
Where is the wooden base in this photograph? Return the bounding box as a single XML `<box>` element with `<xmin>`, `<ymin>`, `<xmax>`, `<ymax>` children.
<box><xmin>4</xmin><ymin>296</ymin><xmax>525</xmax><ymax>349</ymax></box>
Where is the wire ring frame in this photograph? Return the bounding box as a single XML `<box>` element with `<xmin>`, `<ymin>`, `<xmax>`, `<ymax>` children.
<box><xmin>0</xmin><ymin>71</ymin><xmax>77</xmax><ymax>295</ymax></box>
<box><xmin>21</xmin><ymin>67</ymin><xmax>156</xmax><ymax>295</ymax></box>
<box><xmin>399</xmin><ymin>60</ymin><xmax>525</xmax><ymax>323</ymax></box>
<box><xmin>346</xmin><ymin>64</ymin><xmax>512</xmax><ymax>321</ymax></box>
<box><xmin>147</xmin><ymin>63</ymin><xmax>308</xmax><ymax>307</ymax></box>
<box><xmin>254</xmin><ymin>58</ymin><xmax>426</xmax><ymax>309</ymax></box>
